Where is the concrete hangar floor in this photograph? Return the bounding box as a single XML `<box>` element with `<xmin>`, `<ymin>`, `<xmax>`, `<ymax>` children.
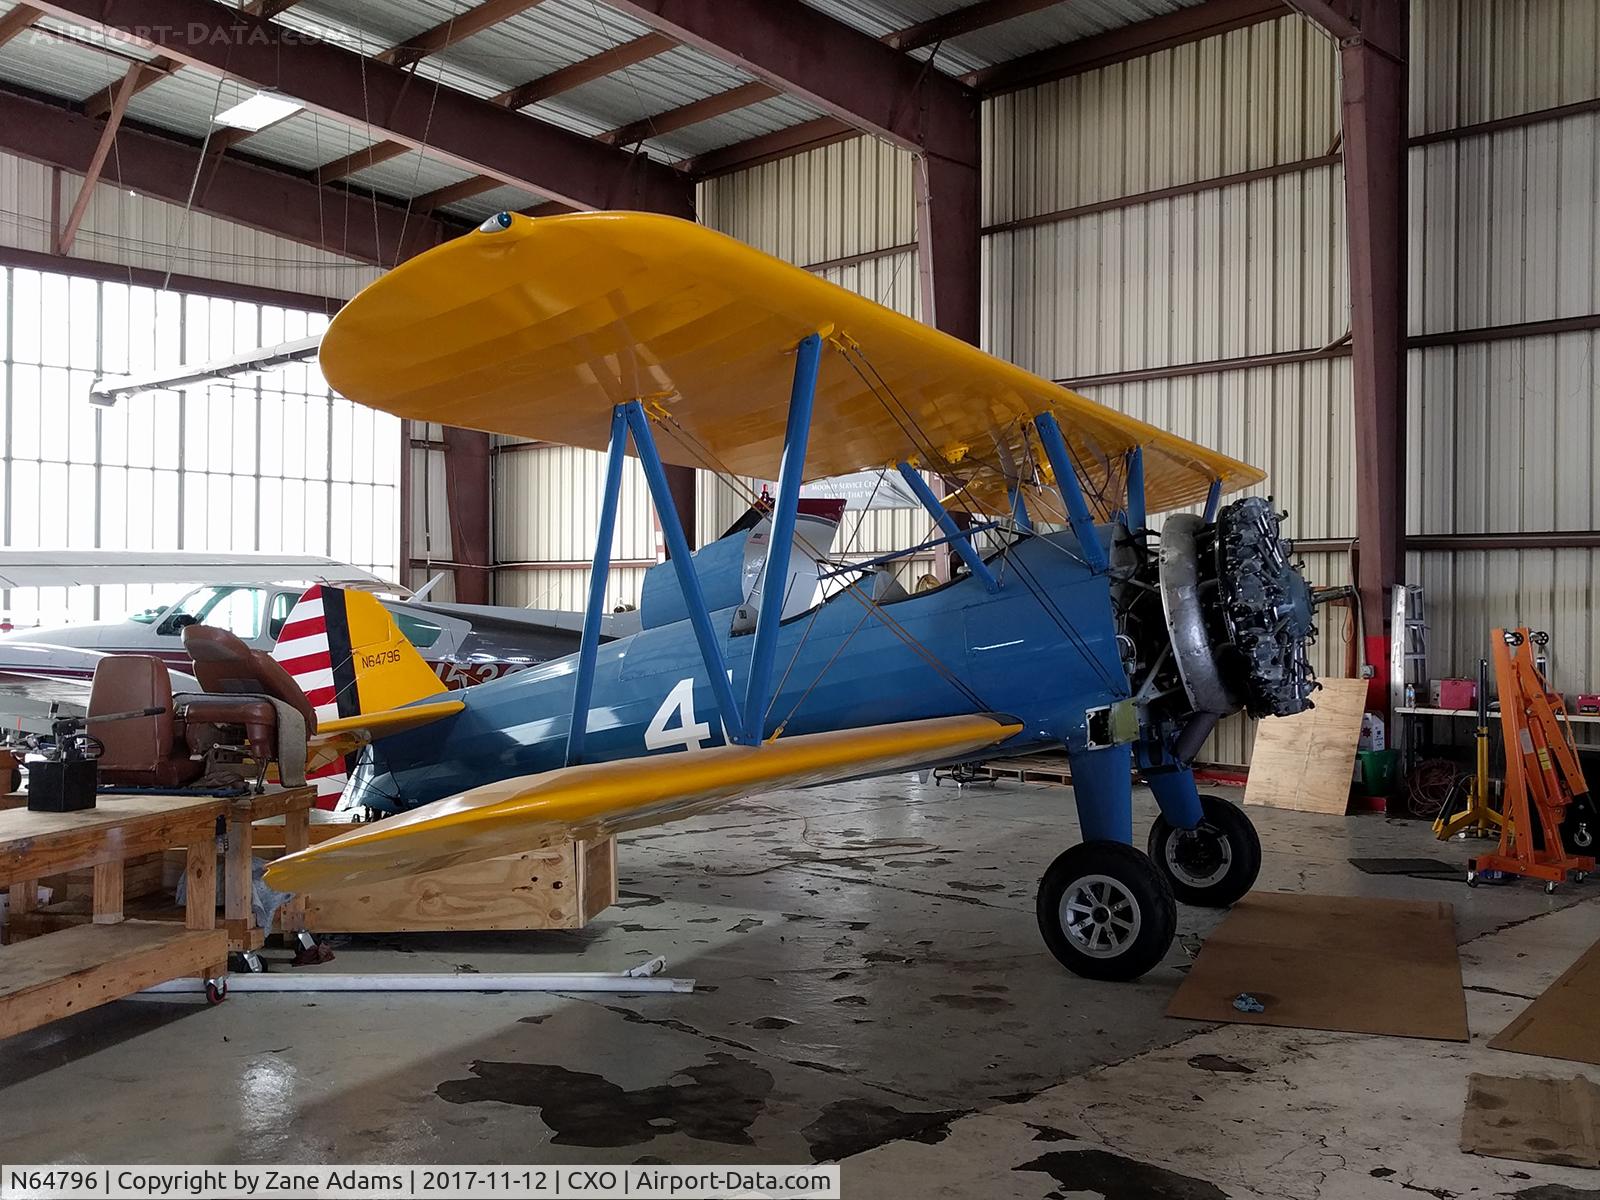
<box><xmin>2</xmin><ymin>776</ymin><xmax>1596</xmax><ymax>1199</ymax></box>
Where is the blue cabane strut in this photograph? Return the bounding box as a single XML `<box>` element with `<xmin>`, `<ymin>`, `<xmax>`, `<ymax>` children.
<box><xmin>1032</xmin><ymin>412</ymin><xmax>1109</xmax><ymax>573</ymax></box>
<box><xmin>1124</xmin><ymin>446</ymin><xmax>1147</xmax><ymax>534</ymax></box>
<box><xmin>895</xmin><ymin>463</ymin><xmax>1000</xmax><ymax>593</ymax></box>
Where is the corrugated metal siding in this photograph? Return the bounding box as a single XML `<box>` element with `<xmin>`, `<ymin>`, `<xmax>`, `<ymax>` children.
<box><xmin>1410</xmin><ymin>0</ymin><xmax>1600</xmax><ymax>137</ymax></box>
<box><xmin>987</xmin><ymin>163</ymin><xmax>1347</xmax><ymax>377</ymax></box>
<box><xmin>698</xmin><ymin>138</ymin><xmax>917</xmax><ymax>267</ymax></box>
<box><xmin>0</xmin><ymin>150</ymin><xmax>379</xmax><ymax>300</ymax></box>
<box><xmin>983</xmin><ymin>15</ymin><xmax>1341</xmax><ymax>227</ymax></box>
<box><xmin>1406</xmin><ymin>1</ymin><xmax>1600</xmax><ymax>693</ymax></box>
<box><xmin>494</xmin><ymin>444</ymin><xmax>657</xmax><ymax>564</ymax></box>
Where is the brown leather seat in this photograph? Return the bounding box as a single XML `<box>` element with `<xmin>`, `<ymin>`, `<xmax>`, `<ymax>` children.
<box><xmin>182</xmin><ymin>625</ymin><xmax>318</xmax><ymax>734</ymax></box>
<box><xmin>181</xmin><ymin>695</ymin><xmax>281</xmax><ymax>764</ymax></box>
<box><xmin>88</xmin><ymin>655</ymin><xmax>204</xmax><ymax>788</ymax></box>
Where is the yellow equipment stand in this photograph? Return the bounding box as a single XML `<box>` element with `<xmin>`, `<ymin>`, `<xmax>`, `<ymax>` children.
<box><xmin>1467</xmin><ymin>628</ymin><xmax>1595</xmax><ymax>892</ymax></box>
<box><xmin>1435</xmin><ymin>658</ymin><xmax>1503</xmax><ymax>840</ymax></box>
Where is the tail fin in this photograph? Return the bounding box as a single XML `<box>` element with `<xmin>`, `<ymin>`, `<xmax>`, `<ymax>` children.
<box><xmin>273</xmin><ymin>584</ymin><xmax>446</xmax><ymax>810</ymax></box>
<box><xmin>274</xmin><ymin>584</ymin><xmax>446</xmax><ymax>719</ymax></box>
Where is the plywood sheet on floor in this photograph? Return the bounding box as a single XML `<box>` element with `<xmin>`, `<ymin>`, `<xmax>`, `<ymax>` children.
<box><xmin>1490</xmin><ymin>936</ymin><xmax>1600</xmax><ymax>1065</ymax></box>
<box><xmin>1166</xmin><ymin>892</ymin><xmax>1469</xmax><ymax>1041</ymax></box>
<box><xmin>1243</xmin><ymin>676</ymin><xmax>1366</xmax><ymax>814</ymax></box>
<box><xmin>1461</xmin><ymin>1073</ymin><xmax>1600</xmax><ymax>1168</ymax></box>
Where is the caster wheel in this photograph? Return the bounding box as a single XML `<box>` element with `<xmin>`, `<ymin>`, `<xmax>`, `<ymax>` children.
<box><xmin>205</xmin><ymin>979</ymin><xmax>228</xmax><ymax>1006</ymax></box>
<box><xmin>1545</xmin><ymin>881</ymin><xmax>1558</xmax><ymax>895</ymax></box>
<box><xmin>1575</xmin><ymin>872</ymin><xmax>1588</xmax><ymax>883</ymax></box>
<box><xmin>1037</xmin><ymin>841</ymin><xmax>1176</xmax><ymax>982</ymax></box>
<box><xmin>1466</xmin><ymin>869</ymin><xmax>1478</xmax><ymax>888</ymax></box>
<box><xmin>1148</xmin><ymin>794</ymin><xmax>1262</xmax><ymax>907</ymax></box>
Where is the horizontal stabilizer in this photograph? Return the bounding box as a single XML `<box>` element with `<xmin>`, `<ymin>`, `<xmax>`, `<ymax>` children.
<box><xmin>305</xmin><ymin>698</ymin><xmax>466</xmax><ymax>773</ymax></box>
<box><xmin>265</xmin><ymin>713</ymin><xmax>1023</xmax><ymax>893</ymax></box>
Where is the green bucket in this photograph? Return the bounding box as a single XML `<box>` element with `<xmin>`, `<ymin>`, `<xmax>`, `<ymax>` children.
<box><xmin>1358</xmin><ymin>749</ymin><xmax>1400</xmax><ymax>797</ymax></box>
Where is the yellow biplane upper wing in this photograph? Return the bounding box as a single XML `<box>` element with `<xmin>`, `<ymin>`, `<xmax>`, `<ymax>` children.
<box><xmin>265</xmin><ymin>713</ymin><xmax>1022</xmax><ymax>893</ymax></box>
<box><xmin>319</xmin><ymin>212</ymin><xmax>1260</xmax><ymax>517</ymax></box>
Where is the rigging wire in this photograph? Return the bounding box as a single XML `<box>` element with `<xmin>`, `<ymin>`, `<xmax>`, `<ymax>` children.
<box><xmin>833</xmin><ymin>341</ymin><xmax>1127</xmax><ymax>696</ymax></box>
<box><xmin>651</xmin><ymin>414</ymin><xmax>991</xmax><ymax>714</ymax></box>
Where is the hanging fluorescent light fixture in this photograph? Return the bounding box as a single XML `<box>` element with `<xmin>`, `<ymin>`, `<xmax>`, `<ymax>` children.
<box><xmin>214</xmin><ymin>90</ymin><xmax>302</xmax><ymax>132</ymax></box>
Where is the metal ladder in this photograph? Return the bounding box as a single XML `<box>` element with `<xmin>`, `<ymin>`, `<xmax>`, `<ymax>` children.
<box><xmin>1390</xmin><ymin>584</ymin><xmax>1427</xmax><ymax>768</ymax></box>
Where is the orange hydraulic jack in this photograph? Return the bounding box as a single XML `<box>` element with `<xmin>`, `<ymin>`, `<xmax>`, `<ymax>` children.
<box><xmin>1468</xmin><ymin>628</ymin><xmax>1595</xmax><ymax>893</ymax></box>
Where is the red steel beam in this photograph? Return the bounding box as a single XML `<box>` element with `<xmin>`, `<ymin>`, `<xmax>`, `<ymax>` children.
<box><xmin>380</xmin><ymin>0</ymin><xmax>545</xmax><ymax>69</ymax></box>
<box><xmin>32</xmin><ymin>0</ymin><xmax>695</xmax><ymax>217</ymax></box>
<box><xmin>1281</xmin><ymin>0</ymin><xmax>1360</xmax><ymax>40</ymax></box>
<box><xmin>315</xmin><ymin>142</ymin><xmax>410</xmax><ymax>184</ymax></box>
<box><xmin>679</xmin><ymin>116</ymin><xmax>858</xmax><ymax>178</ymax></box>
<box><xmin>605</xmin><ymin>0</ymin><xmax>979</xmax><ymax>167</ymax></box>
<box><xmin>82</xmin><ymin>57</ymin><xmax>178</xmax><ymax>120</ymax></box>
<box><xmin>315</xmin><ymin>32</ymin><xmax>677</xmax><ymax>186</ymax></box>
<box><xmin>886</xmin><ymin>0</ymin><xmax>1067</xmax><ymax>52</ymax></box>
<box><xmin>964</xmin><ymin>0</ymin><xmax>1290</xmax><ymax>95</ymax></box>
<box><xmin>56</xmin><ymin>64</ymin><xmax>142</xmax><ymax>254</ymax></box>
<box><xmin>442</xmin><ymin>427</ymin><xmax>494</xmax><ymax>604</ymax></box>
<box><xmin>915</xmin><ymin>153</ymin><xmax>980</xmax><ymax>345</ymax></box>
<box><xmin>0</xmin><ymin>5</ymin><xmax>42</xmax><ymax>48</ymax></box>
<box><xmin>83</xmin><ymin>0</ymin><xmax>307</xmax><ymax>123</ymax></box>
<box><xmin>601</xmin><ymin>81</ymin><xmax>778</xmax><ymax>147</ymax></box>
<box><xmin>0</xmin><ymin>85</ymin><xmax>466</xmax><ymax>266</ymax></box>
<box><xmin>1328</xmin><ymin>0</ymin><xmax>1408</xmax><ymax>704</ymax></box>
<box><xmin>497</xmin><ymin>32</ymin><xmax>676</xmax><ymax>110</ymax></box>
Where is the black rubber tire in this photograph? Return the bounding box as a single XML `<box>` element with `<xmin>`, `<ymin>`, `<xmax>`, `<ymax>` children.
<box><xmin>1147</xmin><ymin>793</ymin><xmax>1262</xmax><ymax>907</ymax></box>
<box><xmin>1037</xmin><ymin>841</ymin><xmax>1177</xmax><ymax>982</ymax></box>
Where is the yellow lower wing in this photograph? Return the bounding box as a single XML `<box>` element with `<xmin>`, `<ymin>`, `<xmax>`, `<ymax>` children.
<box><xmin>265</xmin><ymin>713</ymin><xmax>1022</xmax><ymax>893</ymax></box>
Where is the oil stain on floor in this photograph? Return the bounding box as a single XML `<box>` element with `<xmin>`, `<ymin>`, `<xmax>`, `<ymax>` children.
<box><xmin>436</xmin><ymin>1054</ymin><xmax>773</xmax><ymax>1148</ymax></box>
<box><xmin>1014</xmin><ymin>1149</ymin><xmax>1229</xmax><ymax>1200</ymax></box>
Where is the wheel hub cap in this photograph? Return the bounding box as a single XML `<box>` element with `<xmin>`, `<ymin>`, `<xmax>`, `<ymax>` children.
<box><xmin>1166</xmin><ymin>823</ymin><xmax>1233</xmax><ymax>888</ymax></box>
<box><xmin>1059</xmin><ymin>874</ymin><xmax>1142</xmax><ymax>959</ymax></box>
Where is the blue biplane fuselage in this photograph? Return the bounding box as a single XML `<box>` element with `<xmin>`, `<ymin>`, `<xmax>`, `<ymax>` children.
<box><xmin>350</xmin><ymin>529</ymin><xmax>1125</xmax><ymax>818</ymax></box>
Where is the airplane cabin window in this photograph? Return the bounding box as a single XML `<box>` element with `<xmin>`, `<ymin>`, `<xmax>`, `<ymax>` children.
<box><xmin>266</xmin><ymin>591</ymin><xmax>295</xmax><ymax>642</ymax></box>
<box><xmin>202</xmin><ymin>587</ymin><xmax>266</xmax><ymax>640</ymax></box>
<box><xmin>161</xmin><ymin>585</ymin><xmax>266</xmax><ymax>640</ymax></box>
<box><xmin>394</xmin><ymin>612</ymin><xmax>444</xmax><ymax>649</ymax></box>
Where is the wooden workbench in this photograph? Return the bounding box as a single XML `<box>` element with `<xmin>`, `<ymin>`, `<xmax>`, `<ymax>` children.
<box><xmin>8</xmin><ymin>787</ymin><xmax>316</xmax><ymax>957</ymax></box>
<box><xmin>224</xmin><ymin>787</ymin><xmax>314</xmax><ymax>951</ymax></box>
<box><xmin>0</xmin><ymin>794</ymin><xmax>228</xmax><ymax>1040</ymax></box>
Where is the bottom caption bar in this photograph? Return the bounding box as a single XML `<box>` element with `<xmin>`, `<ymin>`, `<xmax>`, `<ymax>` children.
<box><xmin>2</xmin><ymin>1166</ymin><xmax>842</xmax><ymax>1200</ymax></box>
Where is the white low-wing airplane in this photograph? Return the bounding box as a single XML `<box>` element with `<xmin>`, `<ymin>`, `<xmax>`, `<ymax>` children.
<box><xmin>0</xmin><ymin>550</ymin><xmax>630</xmax><ymax>701</ymax></box>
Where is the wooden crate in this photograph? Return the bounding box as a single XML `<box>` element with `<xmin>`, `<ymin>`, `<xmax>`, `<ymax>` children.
<box><xmin>298</xmin><ymin>837</ymin><xmax>618</xmax><ymax>934</ymax></box>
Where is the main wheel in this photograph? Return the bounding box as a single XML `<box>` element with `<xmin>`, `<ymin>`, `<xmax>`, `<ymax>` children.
<box><xmin>1037</xmin><ymin>841</ymin><xmax>1177</xmax><ymax>981</ymax></box>
<box><xmin>1148</xmin><ymin>793</ymin><xmax>1262</xmax><ymax>907</ymax></box>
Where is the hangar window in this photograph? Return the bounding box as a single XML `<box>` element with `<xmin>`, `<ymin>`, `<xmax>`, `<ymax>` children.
<box><xmin>0</xmin><ymin>266</ymin><xmax>402</xmax><ymax>630</ymax></box>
